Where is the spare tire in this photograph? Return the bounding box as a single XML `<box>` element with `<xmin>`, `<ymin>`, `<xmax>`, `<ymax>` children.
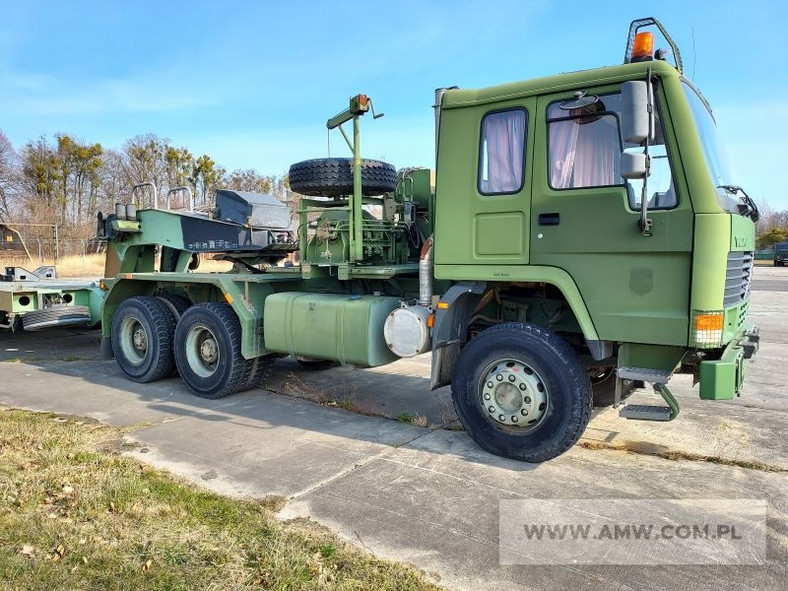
<box><xmin>289</xmin><ymin>158</ymin><xmax>397</xmax><ymax>197</ymax></box>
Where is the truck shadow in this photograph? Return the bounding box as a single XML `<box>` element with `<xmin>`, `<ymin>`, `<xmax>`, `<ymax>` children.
<box><xmin>1</xmin><ymin>329</ymin><xmax>541</xmax><ymax>473</ymax></box>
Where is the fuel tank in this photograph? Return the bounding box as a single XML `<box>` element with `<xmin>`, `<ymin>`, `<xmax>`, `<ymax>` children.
<box><xmin>263</xmin><ymin>292</ymin><xmax>400</xmax><ymax>366</ymax></box>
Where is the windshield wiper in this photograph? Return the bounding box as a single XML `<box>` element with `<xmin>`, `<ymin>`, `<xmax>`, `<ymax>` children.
<box><xmin>718</xmin><ymin>185</ymin><xmax>760</xmax><ymax>222</ymax></box>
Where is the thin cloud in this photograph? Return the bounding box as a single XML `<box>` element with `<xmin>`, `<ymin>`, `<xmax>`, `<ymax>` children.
<box><xmin>0</xmin><ymin>72</ymin><xmax>214</xmax><ymax>116</ymax></box>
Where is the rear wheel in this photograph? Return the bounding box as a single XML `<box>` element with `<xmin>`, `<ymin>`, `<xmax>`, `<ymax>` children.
<box><xmin>243</xmin><ymin>355</ymin><xmax>275</xmax><ymax>389</ymax></box>
<box><xmin>156</xmin><ymin>293</ymin><xmax>192</xmax><ymax>376</ymax></box>
<box><xmin>174</xmin><ymin>303</ymin><xmax>253</xmax><ymax>399</ymax></box>
<box><xmin>111</xmin><ymin>296</ymin><xmax>176</xmax><ymax>382</ymax></box>
<box><xmin>156</xmin><ymin>292</ymin><xmax>191</xmax><ymax>320</ymax></box>
<box><xmin>451</xmin><ymin>322</ymin><xmax>592</xmax><ymax>463</ymax></box>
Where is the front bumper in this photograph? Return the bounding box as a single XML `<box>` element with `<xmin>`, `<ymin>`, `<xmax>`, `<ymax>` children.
<box><xmin>699</xmin><ymin>325</ymin><xmax>759</xmax><ymax>400</ymax></box>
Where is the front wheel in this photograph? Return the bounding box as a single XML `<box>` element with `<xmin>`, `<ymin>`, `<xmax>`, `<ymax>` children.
<box><xmin>451</xmin><ymin>323</ymin><xmax>592</xmax><ymax>463</ymax></box>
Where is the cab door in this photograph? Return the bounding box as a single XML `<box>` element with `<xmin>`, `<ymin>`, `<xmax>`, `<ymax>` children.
<box><xmin>530</xmin><ymin>84</ymin><xmax>694</xmax><ymax>346</ymax></box>
<box><xmin>434</xmin><ymin>99</ymin><xmax>536</xmax><ymax>267</ymax></box>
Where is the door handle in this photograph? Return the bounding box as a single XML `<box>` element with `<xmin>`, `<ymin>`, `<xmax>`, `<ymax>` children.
<box><xmin>538</xmin><ymin>213</ymin><xmax>560</xmax><ymax>226</ymax></box>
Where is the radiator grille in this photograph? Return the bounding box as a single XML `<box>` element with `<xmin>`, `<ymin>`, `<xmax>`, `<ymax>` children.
<box><xmin>724</xmin><ymin>251</ymin><xmax>753</xmax><ymax>307</ymax></box>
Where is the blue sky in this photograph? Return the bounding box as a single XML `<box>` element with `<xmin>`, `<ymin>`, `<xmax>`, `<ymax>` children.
<box><xmin>1</xmin><ymin>1</ymin><xmax>787</xmax><ymax>208</ymax></box>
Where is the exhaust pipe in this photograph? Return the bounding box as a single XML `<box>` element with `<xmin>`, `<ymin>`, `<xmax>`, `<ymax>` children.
<box><xmin>419</xmin><ymin>235</ymin><xmax>434</xmax><ymax>307</ymax></box>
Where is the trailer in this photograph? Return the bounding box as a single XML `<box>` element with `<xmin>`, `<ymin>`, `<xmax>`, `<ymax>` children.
<box><xmin>96</xmin><ymin>18</ymin><xmax>759</xmax><ymax>462</ymax></box>
<box><xmin>0</xmin><ymin>266</ymin><xmax>103</xmax><ymax>331</ymax></box>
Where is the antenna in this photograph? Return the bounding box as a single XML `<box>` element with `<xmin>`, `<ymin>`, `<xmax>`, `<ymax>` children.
<box><xmin>691</xmin><ymin>26</ymin><xmax>697</xmax><ymax>79</ymax></box>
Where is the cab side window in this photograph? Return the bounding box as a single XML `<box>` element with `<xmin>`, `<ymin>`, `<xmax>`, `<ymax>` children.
<box><xmin>547</xmin><ymin>92</ymin><xmax>677</xmax><ymax>209</ymax></box>
<box><xmin>478</xmin><ymin>109</ymin><xmax>527</xmax><ymax>195</ymax></box>
<box><xmin>547</xmin><ymin>99</ymin><xmax>621</xmax><ymax>189</ymax></box>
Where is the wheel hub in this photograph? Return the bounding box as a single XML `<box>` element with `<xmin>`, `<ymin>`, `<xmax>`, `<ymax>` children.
<box><xmin>481</xmin><ymin>360</ymin><xmax>548</xmax><ymax>427</ymax></box>
<box><xmin>132</xmin><ymin>326</ymin><xmax>147</xmax><ymax>352</ymax></box>
<box><xmin>200</xmin><ymin>338</ymin><xmax>218</xmax><ymax>364</ymax></box>
<box><xmin>119</xmin><ymin>316</ymin><xmax>149</xmax><ymax>366</ymax></box>
<box><xmin>185</xmin><ymin>325</ymin><xmax>220</xmax><ymax>378</ymax></box>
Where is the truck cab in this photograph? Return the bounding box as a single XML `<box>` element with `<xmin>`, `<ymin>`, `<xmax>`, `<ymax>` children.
<box><xmin>429</xmin><ymin>18</ymin><xmax>759</xmax><ymax>458</ymax></box>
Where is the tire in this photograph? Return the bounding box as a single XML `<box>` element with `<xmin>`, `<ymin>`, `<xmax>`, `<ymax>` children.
<box><xmin>589</xmin><ymin>366</ymin><xmax>635</xmax><ymax>407</ymax></box>
<box><xmin>22</xmin><ymin>305</ymin><xmax>91</xmax><ymax>331</ymax></box>
<box><xmin>156</xmin><ymin>293</ymin><xmax>191</xmax><ymax>320</ymax></box>
<box><xmin>156</xmin><ymin>293</ymin><xmax>192</xmax><ymax>376</ymax></box>
<box><xmin>451</xmin><ymin>322</ymin><xmax>592</xmax><ymax>463</ymax></box>
<box><xmin>242</xmin><ymin>355</ymin><xmax>275</xmax><ymax>389</ymax></box>
<box><xmin>295</xmin><ymin>357</ymin><xmax>336</xmax><ymax>371</ymax></box>
<box><xmin>174</xmin><ymin>303</ymin><xmax>253</xmax><ymax>399</ymax></box>
<box><xmin>288</xmin><ymin>158</ymin><xmax>397</xmax><ymax>197</ymax></box>
<box><xmin>111</xmin><ymin>296</ymin><xmax>176</xmax><ymax>383</ymax></box>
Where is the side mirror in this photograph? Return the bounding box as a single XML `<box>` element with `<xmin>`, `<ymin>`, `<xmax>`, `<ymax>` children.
<box><xmin>621</xmin><ymin>151</ymin><xmax>649</xmax><ymax>179</ymax></box>
<box><xmin>621</xmin><ymin>81</ymin><xmax>655</xmax><ymax>144</ymax></box>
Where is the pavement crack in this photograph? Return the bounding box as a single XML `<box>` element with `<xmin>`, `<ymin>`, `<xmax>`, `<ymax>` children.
<box><xmin>289</xmin><ymin>429</ymin><xmax>432</xmax><ymax>501</ymax></box>
<box><xmin>288</xmin><ymin>452</ymin><xmax>383</xmax><ymax>501</ymax></box>
<box><xmin>577</xmin><ymin>441</ymin><xmax>786</xmax><ymax>472</ymax></box>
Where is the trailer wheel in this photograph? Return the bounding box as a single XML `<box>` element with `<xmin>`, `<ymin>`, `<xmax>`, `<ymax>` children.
<box><xmin>111</xmin><ymin>296</ymin><xmax>176</xmax><ymax>383</ymax></box>
<box><xmin>288</xmin><ymin>158</ymin><xmax>397</xmax><ymax>197</ymax></box>
<box><xmin>451</xmin><ymin>322</ymin><xmax>592</xmax><ymax>463</ymax></box>
<box><xmin>174</xmin><ymin>303</ymin><xmax>253</xmax><ymax>399</ymax></box>
<box><xmin>22</xmin><ymin>305</ymin><xmax>92</xmax><ymax>331</ymax></box>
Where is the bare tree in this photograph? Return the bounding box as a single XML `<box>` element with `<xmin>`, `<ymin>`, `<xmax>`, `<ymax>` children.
<box><xmin>0</xmin><ymin>131</ymin><xmax>19</xmax><ymax>221</ymax></box>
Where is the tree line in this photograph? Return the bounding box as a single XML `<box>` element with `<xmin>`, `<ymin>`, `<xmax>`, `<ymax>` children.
<box><xmin>0</xmin><ymin>129</ymin><xmax>296</xmax><ymax>248</ymax></box>
<box><xmin>2</xmin><ymin>126</ymin><xmax>787</xmax><ymax>252</ymax></box>
<box><xmin>755</xmin><ymin>204</ymin><xmax>788</xmax><ymax>249</ymax></box>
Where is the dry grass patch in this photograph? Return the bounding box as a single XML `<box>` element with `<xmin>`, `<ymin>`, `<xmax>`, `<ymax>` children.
<box><xmin>0</xmin><ymin>408</ymin><xmax>441</xmax><ymax>590</ymax></box>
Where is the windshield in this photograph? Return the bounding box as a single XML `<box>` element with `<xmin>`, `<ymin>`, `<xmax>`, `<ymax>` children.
<box><xmin>777</xmin><ymin>243</ymin><xmax>788</xmax><ymax>254</ymax></box>
<box><xmin>681</xmin><ymin>81</ymin><xmax>739</xmax><ymax>214</ymax></box>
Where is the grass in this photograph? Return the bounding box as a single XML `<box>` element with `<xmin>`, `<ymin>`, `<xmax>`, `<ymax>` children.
<box><xmin>0</xmin><ymin>408</ymin><xmax>442</xmax><ymax>590</ymax></box>
<box><xmin>395</xmin><ymin>413</ymin><xmax>428</xmax><ymax>428</ymax></box>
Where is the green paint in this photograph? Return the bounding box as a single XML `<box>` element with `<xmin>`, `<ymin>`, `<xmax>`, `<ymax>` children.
<box><xmin>100</xmin><ymin>27</ymin><xmax>758</xmax><ymax>407</ymax></box>
<box><xmin>433</xmin><ymin>264</ymin><xmax>599</xmax><ymax>340</ymax></box>
<box><xmin>699</xmin><ymin>327</ymin><xmax>755</xmax><ymax>400</ymax></box>
<box><xmin>618</xmin><ymin>343</ymin><xmax>686</xmax><ymax>373</ymax></box>
<box><xmin>263</xmin><ymin>292</ymin><xmax>399</xmax><ymax>366</ymax></box>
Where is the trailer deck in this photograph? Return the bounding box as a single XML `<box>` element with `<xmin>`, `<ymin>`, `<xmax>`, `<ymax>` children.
<box><xmin>0</xmin><ymin>266</ymin><xmax>103</xmax><ymax>331</ymax></box>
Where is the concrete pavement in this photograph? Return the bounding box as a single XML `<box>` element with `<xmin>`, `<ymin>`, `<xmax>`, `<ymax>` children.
<box><xmin>1</xmin><ymin>266</ymin><xmax>786</xmax><ymax>590</ymax></box>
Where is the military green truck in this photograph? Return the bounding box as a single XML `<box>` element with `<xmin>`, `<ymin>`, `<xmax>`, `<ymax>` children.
<box><xmin>96</xmin><ymin>18</ymin><xmax>759</xmax><ymax>462</ymax></box>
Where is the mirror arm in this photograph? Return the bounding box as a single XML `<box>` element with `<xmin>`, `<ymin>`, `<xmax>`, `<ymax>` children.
<box><xmin>639</xmin><ymin>68</ymin><xmax>654</xmax><ymax>237</ymax></box>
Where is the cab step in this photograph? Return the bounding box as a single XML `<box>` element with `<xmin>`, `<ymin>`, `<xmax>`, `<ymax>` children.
<box><xmin>619</xmin><ymin>404</ymin><xmax>672</xmax><ymax>421</ymax></box>
<box><xmin>619</xmin><ymin>384</ymin><xmax>680</xmax><ymax>422</ymax></box>
<box><xmin>617</xmin><ymin>367</ymin><xmax>672</xmax><ymax>384</ymax></box>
